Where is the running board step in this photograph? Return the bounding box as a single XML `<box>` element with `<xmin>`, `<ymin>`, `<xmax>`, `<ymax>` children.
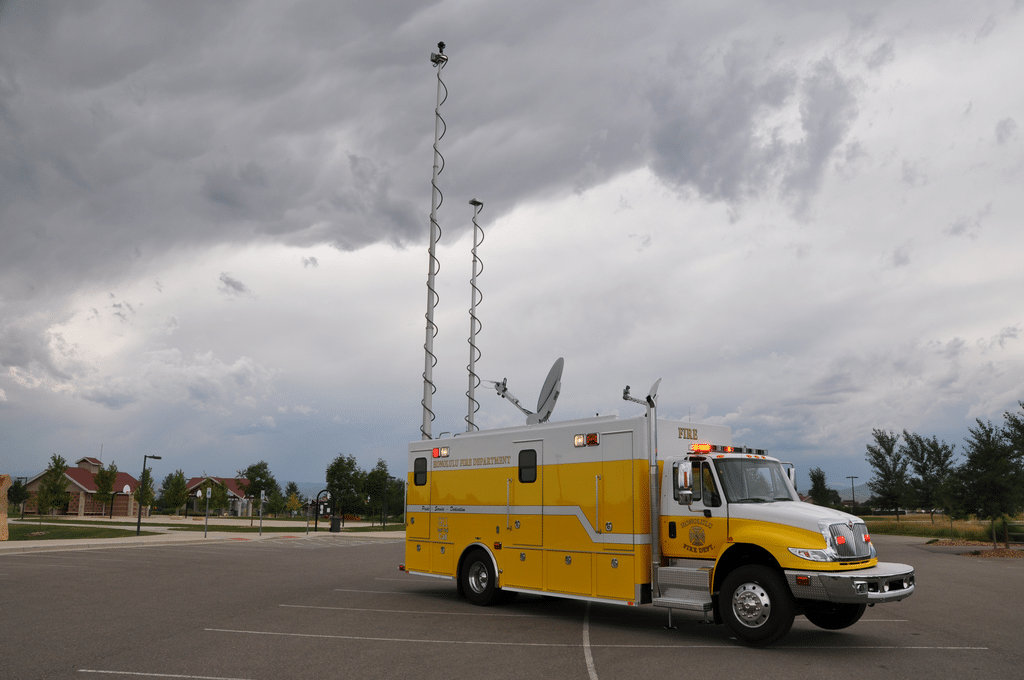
<box><xmin>653</xmin><ymin>566</ymin><xmax>713</xmax><ymax>611</ymax></box>
<box><xmin>653</xmin><ymin>596</ymin><xmax>713</xmax><ymax>612</ymax></box>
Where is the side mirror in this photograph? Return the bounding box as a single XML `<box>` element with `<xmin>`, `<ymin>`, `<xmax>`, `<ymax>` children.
<box><xmin>673</xmin><ymin>463</ymin><xmax>693</xmax><ymax>505</ymax></box>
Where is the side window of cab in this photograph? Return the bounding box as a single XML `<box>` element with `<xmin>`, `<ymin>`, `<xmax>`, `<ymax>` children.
<box><xmin>701</xmin><ymin>462</ymin><xmax>721</xmax><ymax>507</ymax></box>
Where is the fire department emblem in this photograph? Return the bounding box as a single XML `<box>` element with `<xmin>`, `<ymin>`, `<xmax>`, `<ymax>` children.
<box><xmin>689</xmin><ymin>526</ymin><xmax>706</xmax><ymax>546</ymax></box>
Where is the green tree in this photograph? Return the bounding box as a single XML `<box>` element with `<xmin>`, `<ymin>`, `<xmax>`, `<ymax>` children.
<box><xmin>93</xmin><ymin>461</ymin><xmax>118</xmax><ymax>516</ymax></box>
<box><xmin>326</xmin><ymin>454</ymin><xmax>365</xmax><ymax>522</ymax></box>
<box><xmin>160</xmin><ymin>470</ymin><xmax>189</xmax><ymax>515</ymax></box>
<box><xmin>237</xmin><ymin>461</ymin><xmax>279</xmax><ymax>525</ymax></box>
<box><xmin>284</xmin><ymin>481</ymin><xmax>305</xmax><ymax>506</ymax></box>
<box><xmin>267</xmin><ymin>488</ymin><xmax>287</xmax><ymax>517</ymax></box>
<box><xmin>134</xmin><ymin>465</ymin><xmax>157</xmax><ymax>513</ymax></box>
<box><xmin>807</xmin><ymin>467</ymin><xmax>842</xmax><ymax>508</ymax></box>
<box><xmin>962</xmin><ymin>418</ymin><xmax>1023</xmax><ymax>549</ymax></box>
<box><xmin>901</xmin><ymin>431</ymin><xmax>957</xmax><ymax>522</ymax></box>
<box><xmin>36</xmin><ymin>454</ymin><xmax>70</xmax><ymax>520</ymax></box>
<box><xmin>7</xmin><ymin>478</ymin><xmax>30</xmax><ymax>518</ymax></box>
<box><xmin>865</xmin><ymin>429</ymin><xmax>909</xmax><ymax>521</ymax></box>
<box><xmin>1003</xmin><ymin>402</ymin><xmax>1024</xmax><ymax>543</ymax></box>
<box><xmin>1004</xmin><ymin>401</ymin><xmax>1024</xmax><ymax>445</ymax></box>
<box><xmin>936</xmin><ymin>474</ymin><xmax>971</xmax><ymax>538</ymax></box>
<box><xmin>365</xmin><ymin>459</ymin><xmax>390</xmax><ymax>526</ymax></box>
<box><xmin>387</xmin><ymin>476</ymin><xmax>405</xmax><ymax>520</ymax></box>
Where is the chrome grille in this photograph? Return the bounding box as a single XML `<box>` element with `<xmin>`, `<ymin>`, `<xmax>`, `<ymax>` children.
<box><xmin>828</xmin><ymin>522</ymin><xmax>871</xmax><ymax>559</ymax></box>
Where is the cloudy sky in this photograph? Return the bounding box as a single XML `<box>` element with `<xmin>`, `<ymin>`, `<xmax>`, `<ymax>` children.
<box><xmin>2</xmin><ymin>0</ymin><xmax>1022</xmax><ymax>494</ymax></box>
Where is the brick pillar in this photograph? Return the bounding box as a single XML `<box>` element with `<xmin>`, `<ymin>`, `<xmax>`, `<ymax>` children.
<box><xmin>1</xmin><ymin>475</ymin><xmax>10</xmax><ymax>541</ymax></box>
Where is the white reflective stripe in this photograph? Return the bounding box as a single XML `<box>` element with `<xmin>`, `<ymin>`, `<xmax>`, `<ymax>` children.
<box><xmin>403</xmin><ymin>504</ymin><xmax>649</xmax><ymax>545</ymax></box>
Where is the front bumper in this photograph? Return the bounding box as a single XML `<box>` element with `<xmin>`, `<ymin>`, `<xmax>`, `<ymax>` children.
<box><xmin>784</xmin><ymin>562</ymin><xmax>915</xmax><ymax>604</ymax></box>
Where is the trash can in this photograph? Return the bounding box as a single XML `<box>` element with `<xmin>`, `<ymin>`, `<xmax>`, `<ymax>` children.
<box><xmin>330</xmin><ymin>516</ymin><xmax>342</xmax><ymax>533</ymax></box>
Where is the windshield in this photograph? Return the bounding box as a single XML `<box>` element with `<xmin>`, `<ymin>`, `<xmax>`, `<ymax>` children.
<box><xmin>713</xmin><ymin>458</ymin><xmax>798</xmax><ymax>503</ymax></box>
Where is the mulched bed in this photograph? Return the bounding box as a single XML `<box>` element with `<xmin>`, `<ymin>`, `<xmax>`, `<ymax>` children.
<box><xmin>928</xmin><ymin>539</ymin><xmax>1024</xmax><ymax>558</ymax></box>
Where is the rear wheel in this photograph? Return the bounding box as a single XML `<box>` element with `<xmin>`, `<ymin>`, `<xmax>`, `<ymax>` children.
<box><xmin>804</xmin><ymin>602</ymin><xmax>866</xmax><ymax>630</ymax></box>
<box><xmin>719</xmin><ymin>565</ymin><xmax>795</xmax><ymax>646</ymax></box>
<box><xmin>460</xmin><ymin>549</ymin><xmax>497</xmax><ymax>606</ymax></box>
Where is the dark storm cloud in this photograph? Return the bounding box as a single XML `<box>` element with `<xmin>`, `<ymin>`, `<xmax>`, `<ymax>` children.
<box><xmin>647</xmin><ymin>48</ymin><xmax>859</xmax><ymax>212</ymax></box>
<box><xmin>647</xmin><ymin>41</ymin><xmax>797</xmax><ymax>203</ymax></box>
<box><xmin>0</xmin><ymin>1</ymin><xmax>880</xmax><ymax>305</ymax></box>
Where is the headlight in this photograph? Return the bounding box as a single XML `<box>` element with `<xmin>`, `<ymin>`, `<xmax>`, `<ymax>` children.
<box><xmin>788</xmin><ymin>547</ymin><xmax>834</xmax><ymax>562</ymax></box>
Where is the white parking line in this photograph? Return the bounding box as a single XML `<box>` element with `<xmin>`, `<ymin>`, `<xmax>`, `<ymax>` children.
<box><xmin>334</xmin><ymin>587</ymin><xmax>438</xmax><ymax>595</ymax></box>
<box><xmin>78</xmin><ymin>671</ymin><xmax>252</xmax><ymax>679</ymax></box>
<box><xmin>582</xmin><ymin>602</ymin><xmax>598</xmax><ymax>680</ymax></box>
<box><xmin>207</xmin><ymin>628</ymin><xmax>591</xmax><ymax>647</ymax></box>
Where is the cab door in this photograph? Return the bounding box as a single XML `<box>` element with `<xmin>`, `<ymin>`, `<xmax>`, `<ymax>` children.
<box><xmin>508</xmin><ymin>441</ymin><xmax>542</xmax><ymax>546</ymax></box>
<box><xmin>674</xmin><ymin>460</ymin><xmax>728</xmax><ymax>558</ymax></box>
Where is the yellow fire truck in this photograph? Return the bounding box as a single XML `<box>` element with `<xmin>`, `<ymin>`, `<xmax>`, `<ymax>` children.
<box><xmin>401</xmin><ymin>381</ymin><xmax>915</xmax><ymax>645</ymax></box>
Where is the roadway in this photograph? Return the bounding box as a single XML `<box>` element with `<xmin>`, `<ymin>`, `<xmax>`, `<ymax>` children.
<box><xmin>0</xmin><ymin>534</ymin><xmax>1019</xmax><ymax>680</ymax></box>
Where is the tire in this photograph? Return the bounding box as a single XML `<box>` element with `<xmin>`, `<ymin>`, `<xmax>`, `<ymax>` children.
<box><xmin>460</xmin><ymin>549</ymin><xmax>497</xmax><ymax>606</ymax></box>
<box><xmin>719</xmin><ymin>565</ymin><xmax>795</xmax><ymax>646</ymax></box>
<box><xmin>804</xmin><ymin>602</ymin><xmax>866</xmax><ymax>630</ymax></box>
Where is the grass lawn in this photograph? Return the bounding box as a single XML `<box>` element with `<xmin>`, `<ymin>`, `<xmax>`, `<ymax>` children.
<box><xmin>6</xmin><ymin>523</ymin><xmax>160</xmax><ymax>541</ymax></box>
<box><xmin>15</xmin><ymin>517</ymin><xmax>407</xmax><ymax>534</ymax></box>
<box><xmin>863</xmin><ymin>515</ymin><xmax>1022</xmax><ymax>543</ymax></box>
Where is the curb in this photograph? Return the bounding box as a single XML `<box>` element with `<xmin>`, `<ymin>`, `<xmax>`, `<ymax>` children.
<box><xmin>0</xmin><ymin>533</ymin><xmax>288</xmax><ymax>554</ymax></box>
<box><xmin>0</xmin><ymin>530</ymin><xmax>405</xmax><ymax>555</ymax></box>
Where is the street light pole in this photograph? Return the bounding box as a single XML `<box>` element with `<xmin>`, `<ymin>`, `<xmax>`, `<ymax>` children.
<box><xmin>847</xmin><ymin>476</ymin><xmax>858</xmax><ymax>514</ymax></box>
<box><xmin>136</xmin><ymin>454</ymin><xmax>162</xmax><ymax>536</ymax></box>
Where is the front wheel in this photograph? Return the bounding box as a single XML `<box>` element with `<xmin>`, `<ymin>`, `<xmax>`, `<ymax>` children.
<box><xmin>804</xmin><ymin>602</ymin><xmax>866</xmax><ymax>630</ymax></box>
<box><xmin>459</xmin><ymin>549</ymin><xmax>497</xmax><ymax>606</ymax></box>
<box><xmin>719</xmin><ymin>565</ymin><xmax>795</xmax><ymax>646</ymax></box>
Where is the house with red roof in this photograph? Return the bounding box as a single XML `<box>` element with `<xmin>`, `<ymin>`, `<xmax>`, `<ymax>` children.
<box><xmin>24</xmin><ymin>457</ymin><xmax>142</xmax><ymax>517</ymax></box>
<box><xmin>184</xmin><ymin>476</ymin><xmax>252</xmax><ymax>517</ymax></box>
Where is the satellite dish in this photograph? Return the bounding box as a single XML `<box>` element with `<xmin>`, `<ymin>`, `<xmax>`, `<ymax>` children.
<box><xmin>528</xmin><ymin>357</ymin><xmax>563</xmax><ymax>425</ymax></box>
<box><xmin>647</xmin><ymin>378</ymin><xmax>661</xmax><ymax>407</ymax></box>
<box><xmin>491</xmin><ymin>357</ymin><xmax>565</xmax><ymax>425</ymax></box>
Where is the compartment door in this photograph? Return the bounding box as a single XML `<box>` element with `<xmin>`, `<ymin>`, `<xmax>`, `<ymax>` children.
<box><xmin>508</xmin><ymin>441</ymin><xmax>542</xmax><ymax>546</ymax></box>
<box><xmin>598</xmin><ymin>431</ymin><xmax>635</xmax><ymax>547</ymax></box>
<box><xmin>406</xmin><ymin>454</ymin><xmax>431</xmax><ymax>540</ymax></box>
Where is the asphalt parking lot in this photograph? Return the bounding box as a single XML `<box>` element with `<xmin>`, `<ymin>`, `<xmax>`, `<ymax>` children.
<box><xmin>1</xmin><ymin>534</ymin><xmax>1020</xmax><ymax>680</ymax></box>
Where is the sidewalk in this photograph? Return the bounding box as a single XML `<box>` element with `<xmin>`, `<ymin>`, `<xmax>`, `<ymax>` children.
<box><xmin>1</xmin><ymin>518</ymin><xmax>404</xmax><ymax>554</ymax></box>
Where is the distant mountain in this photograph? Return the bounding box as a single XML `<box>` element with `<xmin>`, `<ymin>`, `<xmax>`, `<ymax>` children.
<box><xmin>830</xmin><ymin>482</ymin><xmax>872</xmax><ymax>503</ymax></box>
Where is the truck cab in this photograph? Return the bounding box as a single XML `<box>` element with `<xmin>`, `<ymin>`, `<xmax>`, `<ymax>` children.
<box><xmin>655</xmin><ymin>444</ymin><xmax>914</xmax><ymax>644</ymax></box>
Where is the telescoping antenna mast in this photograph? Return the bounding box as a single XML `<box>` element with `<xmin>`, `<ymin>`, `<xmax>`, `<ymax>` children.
<box><xmin>466</xmin><ymin>199</ymin><xmax>484</xmax><ymax>432</ymax></box>
<box><xmin>421</xmin><ymin>41</ymin><xmax>448</xmax><ymax>441</ymax></box>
